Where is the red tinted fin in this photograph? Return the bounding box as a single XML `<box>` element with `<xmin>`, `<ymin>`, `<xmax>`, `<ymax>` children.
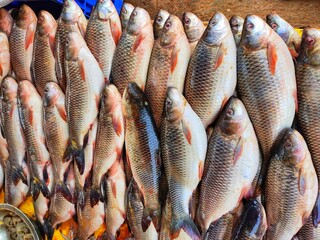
<box><xmin>182</xmin><ymin>120</ymin><xmax>192</xmax><ymax>145</ymax></box>
<box><xmin>49</xmin><ymin>33</ymin><xmax>55</xmax><ymax>56</ymax></box>
<box><xmin>25</xmin><ymin>25</ymin><xmax>35</xmax><ymax>50</ymax></box>
<box><xmin>171</xmin><ymin>48</ymin><xmax>180</xmax><ymax>73</ymax></box>
<box><xmin>28</xmin><ymin>109</ymin><xmax>34</xmax><ymax>125</ymax></box>
<box><xmin>0</xmin><ymin>64</ymin><xmax>2</xmax><ymax>77</ymax></box>
<box><xmin>9</xmin><ymin>104</ymin><xmax>15</xmax><ymax>118</ymax></box>
<box><xmin>57</xmin><ymin>103</ymin><xmax>67</xmax><ymax>122</ymax></box>
<box><xmin>293</xmin><ymin>90</ymin><xmax>298</xmax><ymax>113</ymax></box>
<box><xmin>79</xmin><ymin>59</ymin><xmax>86</xmax><ymax>81</ymax></box>
<box><xmin>213</xmin><ymin>44</ymin><xmax>226</xmax><ymax>70</ymax></box>
<box><xmin>111</xmin><ymin>181</ymin><xmax>117</xmax><ymax>198</ymax></box>
<box><xmin>298</xmin><ymin>168</ymin><xmax>307</xmax><ymax>196</ymax></box>
<box><xmin>111</xmin><ymin>21</ymin><xmax>121</xmax><ymax>46</ymax></box>
<box><xmin>95</xmin><ymin>95</ymin><xmax>100</xmax><ymax>110</ymax></box>
<box><xmin>198</xmin><ymin>161</ymin><xmax>204</xmax><ymax>179</ymax></box>
<box><xmin>219</xmin><ymin>95</ymin><xmax>229</xmax><ymax>115</ymax></box>
<box><xmin>112</xmin><ymin>110</ymin><xmax>123</xmax><ymax>136</ymax></box>
<box><xmin>267</xmin><ymin>42</ymin><xmax>278</xmax><ymax>75</ymax></box>
<box><xmin>234</xmin><ymin>138</ymin><xmax>244</xmax><ymax>165</ymax></box>
<box><xmin>133</xmin><ymin>34</ymin><xmax>145</xmax><ymax>52</ymax></box>
<box><xmin>289</xmin><ymin>48</ymin><xmax>298</xmax><ymax>58</ymax></box>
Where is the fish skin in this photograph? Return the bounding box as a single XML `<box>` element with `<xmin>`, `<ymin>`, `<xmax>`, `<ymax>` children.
<box><xmin>120</xmin><ymin>3</ymin><xmax>134</xmax><ymax>30</ymax></box>
<box><xmin>296</xmin><ymin>28</ymin><xmax>320</xmax><ymax>227</ymax></box>
<box><xmin>232</xmin><ymin>199</ymin><xmax>267</xmax><ymax>240</ymax></box>
<box><xmin>32</xmin><ymin>11</ymin><xmax>58</xmax><ymax>97</ymax></box>
<box><xmin>266</xmin><ymin>13</ymin><xmax>301</xmax><ymax>58</ymax></box>
<box><xmin>184</xmin><ymin>12</ymin><xmax>237</xmax><ymax>129</ymax></box>
<box><xmin>0</xmin><ymin>123</ymin><xmax>8</xmax><ymax>191</ymax></box>
<box><xmin>85</xmin><ymin>0</ymin><xmax>121</xmax><ymax>84</ymax></box>
<box><xmin>229</xmin><ymin>15</ymin><xmax>244</xmax><ymax>48</ymax></box>
<box><xmin>18</xmin><ymin>80</ymin><xmax>54</xmax><ymax>235</ymax></box>
<box><xmin>0</xmin><ymin>8</ymin><xmax>13</xmax><ymax>36</ymax></box>
<box><xmin>1</xmin><ymin>77</ymin><xmax>29</xmax><ymax>207</ymax></box>
<box><xmin>64</xmin><ymin>30</ymin><xmax>104</xmax><ymax>175</ymax></box>
<box><xmin>126</xmin><ymin>179</ymin><xmax>158</xmax><ymax>240</ymax></box>
<box><xmin>122</xmin><ymin>82</ymin><xmax>161</xmax><ymax>232</ymax></box>
<box><xmin>111</xmin><ymin>7</ymin><xmax>154</xmax><ymax>95</ymax></box>
<box><xmin>182</xmin><ymin>12</ymin><xmax>205</xmax><ymax>53</ymax></box>
<box><xmin>237</xmin><ymin>15</ymin><xmax>296</xmax><ymax>189</ymax></box>
<box><xmin>295</xmin><ymin>215</ymin><xmax>320</xmax><ymax>240</ymax></box>
<box><xmin>145</xmin><ymin>14</ymin><xmax>191</xmax><ymax>130</ymax></box>
<box><xmin>55</xmin><ymin>0</ymin><xmax>87</xmax><ymax>92</ymax></box>
<box><xmin>265</xmin><ymin>129</ymin><xmax>318</xmax><ymax>240</ymax></box>
<box><xmin>90</xmin><ymin>84</ymin><xmax>124</xmax><ymax>207</ymax></box>
<box><xmin>161</xmin><ymin>87</ymin><xmax>207</xmax><ymax>240</ymax></box>
<box><xmin>0</xmin><ymin>32</ymin><xmax>10</xmax><ymax>85</ymax></box>
<box><xmin>196</xmin><ymin>98</ymin><xmax>260</xmax><ymax>233</ymax></box>
<box><xmin>153</xmin><ymin>9</ymin><xmax>170</xmax><ymax>40</ymax></box>
<box><xmin>104</xmin><ymin>160</ymin><xmax>126</xmax><ymax>239</ymax></box>
<box><xmin>9</xmin><ymin>4</ymin><xmax>37</xmax><ymax>82</ymax></box>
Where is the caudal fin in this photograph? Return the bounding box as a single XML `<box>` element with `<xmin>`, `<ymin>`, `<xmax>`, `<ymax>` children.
<box><xmin>170</xmin><ymin>215</ymin><xmax>201</xmax><ymax>240</ymax></box>
<box><xmin>313</xmin><ymin>190</ymin><xmax>320</xmax><ymax>227</ymax></box>
<box><xmin>90</xmin><ymin>187</ymin><xmax>104</xmax><ymax>208</ymax></box>
<box><xmin>142</xmin><ymin>207</ymin><xmax>161</xmax><ymax>232</ymax></box>
<box><xmin>63</xmin><ymin>141</ymin><xmax>76</xmax><ymax>163</ymax></box>
<box><xmin>12</xmin><ymin>166</ymin><xmax>28</xmax><ymax>186</ymax></box>
<box><xmin>30</xmin><ymin>177</ymin><xmax>50</xmax><ymax>201</ymax></box>
<box><xmin>74</xmin><ymin>148</ymin><xmax>85</xmax><ymax>175</ymax></box>
<box><xmin>55</xmin><ymin>181</ymin><xmax>74</xmax><ymax>203</ymax></box>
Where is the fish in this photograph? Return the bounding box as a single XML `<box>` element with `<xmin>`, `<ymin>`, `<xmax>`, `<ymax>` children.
<box><xmin>64</xmin><ymin>30</ymin><xmax>104</xmax><ymax>175</ymax></box>
<box><xmin>153</xmin><ymin>9</ymin><xmax>170</xmax><ymax>40</ymax></box>
<box><xmin>266</xmin><ymin>13</ymin><xmax>301</xmax><ymax>58</ymax></box>
<box><xmin>196</xmin><ymin>98</ymin><xmax>260</xmax><ymax>233</ymax></box>
<box><xmin>9</xmin><ymin>4</ymin><xmax>37</xmax><ymax>82</ymax></box>
<box><xmin>184</xmin><ymin>12</ymin><xmax>237</xmax><ymax>129</ymax></box>
<box><xmin>0</xmin><ymin>32</ymin><xmax>10</xmax><ymax>84</ymax></box>
<box><xmin>85</xmin><ymin>0</ymin><xmax>121</xmax><ymax>84</ymax></box>
<box><xmin>90</xmin><ymin>84</ymin><xmax>124</xmax><ymax>207</ymax></box>
<box><xmin>182</xmin><ymin>12</ymin><xmax>205</xmax><ymax>53</ymax></box>
<box><xmin>161</xmin><ymin>87</ymin><xmax>207</xmax><ymax>240</ymax></box>
<box><xmin>104</xmin><ymin>160</ymin><xmax>126</xmax><ymax>240</ymax></box>
<box><xmin>229</xmin><ymin>15</ymin><xmax>244</xmax><ymax>48</ymax></box>
<box><xmin>18</xmin><ymin>80</ymin><xmax>54</xmax><ymax>236</ymax></box>
<box><xmin>295</xmin><ymin>216</ymin><xmax>320</xmax><ymax>240</ymax></box>
<box><xmin>32</xmin><ymin>10</ymin><xmax>58</xmax><ymax>97</ymax></box>
<box><xmin>111</xmin><ymin>7</ymin><xmax>154</xmax><ymax>95</ymax></box>
<box><xmin>0</xmin><ymin>123</ymin><xmax>8</xmax><ymax>192</ymax></box>
<box><xmin>1</xmin><ymin>76</ymin><xmax>29</xmax><ymax>207</ymax></box>
<box><xmin>265</xmin><ymin>129</ymin><xmax>318</xmax><ymax>240</ymax></box>
<box><xmin>145</xmin><ymin>14</ymin><xmax>191</xmax><ymax>130</ymax></box>
<box><xmin>237</xmin><ymin>15</ymin><xmax>296</xmax><ymax>188</ymax></box>
<box><xmin>120</xmin><ymin>3</ymin><xmax>134</xmax><ymax>30</ymax></box>
<box><xmin>0</xmin><ymin>8</ymin><xmax>13</xmax><ymax>36</ymax></box>
<box><xmin>43</xmin><ymin>82</ymin><xmax>75</xmax><ymax>227</ymax></box>
<box><xmin>126</xmin><ymin>179</ymin><xmax>158</xmax><ymax>240</ymax></box>
<box><xmin>76</xmin><ymin>189</ymin><xmax>105</xmax><ymax>240</ymax></box>
<box><xmin>232</xmin><ymin>199</ymin><xmax>267</xmax><ymax>240</ymax></box>
<box><xmin>55</xmin><ymin>0</ymin><xmax>87</xmax><ymax>92</ymax></box>
<box><xmin>122</xmin><ymin>82</ymin><xmax>161</xmax><ymax>231</ymax></box>
<box><xmin>296</xmin><ymin>28</ymin><xmax>320</xmax><ymax>227</ymax></box>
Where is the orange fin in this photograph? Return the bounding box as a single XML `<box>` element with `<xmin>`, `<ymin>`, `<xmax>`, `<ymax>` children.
<box><xmin>299</xmin><ymin>169</ymin><xmax>307</xmax><ymax>196</ymax></box>
<box><xmin>219</xmin><ymin>95</ymin><xmax>229</xmax><ymax>115</ymax></box>
<box><xmin>171</xmin><ymin>47</ymin><xmax>180</xmax><ymax>73</ymax></box>
<box><xmin>133</xmin><ymin>34</ymin><xmax>145</xmax><ymax>52</ymax></box>
<box><xmin>234</xmin><ymin>138</ymin><xmax>243</xmax><ymax>165</ymax></box>
<box><xmin>182</xmin><ymin>120</ymin><xmax>192</xmax><ymax>145</ymax></box>
<box><xmin>112</xmin><ymin>110</ymin><xmax>123</xmax><ymax>137</ymax></box>
<box><xmin>25</xmin><ymin>25</ymin><xmax>35</xmax><ymax>50</ymax></box>
<box><xmin>79</xmin><ymin>59</ymin><xmax>86</xmax><ymax>81</ymax></box>
<box><xmin>289</xmin><ymin>47</ymin><xmax>298</xmax><ymax>58</ymax></box>
<box><xmin>9</xmin><ymin>104</ymin><xmax>15</xmax><ymax>119</ymax></box>
<box><xmin>49</xmin><ymin>33</ymin><xmax>55</xmax><ymax>56</ymax></box>
<box><xmin>293</xmin><ymin>90</ymin><xmax>298</xmax><ymax>113</ymax></box>
<box><xmin>28</xmin><ymin>109</ymin><xmax>34</xmax><ymax>125</ymax></box>
<box><xmin>213</xmin><ymin>44</ymin><xmax>226</xmax><ymax>70</ymax></box>
<box><xmin>111</xmin><ymin>22</ymin><xmax>121</xmax><ymax>46</ymax></box>
<box><xmin>111</xmin><ymin>181</ymin><xmax>117</xmax><ymax>198</ymax></box>
<box><xmin>57</xmin><ymin>103</ymin><xmax>67</xmax><ymax>122</ymax></box>
<box><xmin>0</xmin><ymin>64</ymin><xmax>2</xmax><ymax>77</ymax></box>
<box><xmin>95</xmin><ymin>94</ymin><xmax>100</xmax><ymax>111</ymax></box>
<box><xmin>267</xmin><ymin>42</ymin><xmax>278</xmax><ymax>75</ymax></box>
<box><xmin>198</xmin><ymin>161</ymin><xmax>204</xmax><ymax>179</ymax></box>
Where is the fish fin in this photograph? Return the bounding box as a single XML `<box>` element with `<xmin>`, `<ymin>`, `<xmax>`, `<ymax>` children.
<box><xmin>43</xmin><ymin>218</ymin><xmax>54</xmax><ymax>240</ymax></box>
<box><xmin>171</xmin><ymin>47</ymin><xmax>180</xmax><ymax>73</ymax></box>
<box><xmin>213</xmin><ymin>44</ymin><xmax>226</xmax><ymax>70</ymax></box>
<box><xmin>198</xmin><ymin>161</ymin><xmax>204</xmax><ymax>179</ymax></box>
<box><xmin>234</xmin><ymin>137</ymin><xmax>244</xmax><ymax>165</ymax></box>
<box><xmin>293</xmin><ymin>90</ymin><xmax>298</xmax><ymax>113</ymax></box>
<box><xmin>28</xmin><ymin>109</ymin><xmax>34</xmax><ymax>125</ymax></box>
<box><xmin>170</xmin><ymin>215</ymin><xmax>201</xmax><ymax>240</ymax></box>
<box><xmin>103</xmin><ymin>232</ymin><xmax>116</xmax><ymax>240</ymax></box>
<box><xmin>219</xmin><ymin>95</ymin><xmax>229</xmax><ymax>115</ymax></box>
<box><xmin>30</xmin><ymin>177</ymin><xmax>41</xmax><ymax>201</ymax></box>
<box><xmin>0</xmin><ymin>64</ymin><xmax>2</xmax><ymax>77</ymax></box>
<box><xmin>63</xmin><ymin>139</ymin><xmax>76</xmax><ymax>162</ymax></box>
<box><xmin>49</xmin><ymin>33</ymin><xmax>55</xmax><ymax>56</ymax></box>
<box><xmin>79</xmin><ymin>59</ymin><xmax>86</xmax><ymax>81</ymax></box>
<box><xmin>267</xmin><ymin>42</ymin><xmax>278</xmax><ymax>75</ymax></box>
<box><xmin>57</xmin><ymin>102</ymin><xmax>67</xmax><ymax>122</ymax></box>
<box><xmin>288</xmin><ymin>47</ymin><xmax>298</xmax><ymax>58</ymax></box>
<box><xmin>40</xmin><ymin>180</ymin><xmax>51</xmax><ymax>199</ymax></box>
<box><xmin>25</xmin><ymin>24</ymin><xmax>35</xmax><ymax>50</ymax></box>
<box><xmin>90</xmin><ymin>187</ymin><xmax>103</xmax><ymax>208</ymax></box>
<box><xmin>298</xmin><ymin>168</ymin><xmax>307</xmax><ymax>196</ymax></box>
<box><xmin>75</xmin><ymin>148</ymin><xmax>85</xmax><ymax>175</ymax></box>
<box><xmin>112</xmin><ymin>110</ymin><xmax>123</xmax><ymax>137</ymax></box>
<box><xmin>12</xmin><ymin>166</ymin><xmax>28</xmax><ymax>186</ymax></box>
<box><xmin>111</xmin><ymin>180</ymin><xmax>117</xmax><ymax>198</ymax></box>
<box><xmin>182</xmin><ymin>120</ymin><xmax>192</xmax><ymax>145</ymax></box>
<box><xmin>111</xmin><ymin>21</ymin><xmax>121</xmax><ymax>46</ymax></box>
<box><xmin>77</xmin><ymin>190</ymin><xmax>85</xmax><ymax>210</ymax></box>
<box><xmin>96</xmin><ymin>94</ymin><xmax>101</xmax><ymax>111</ymax></box>
<box><xmin>56</xmin><ymin>181</ymin><xmax>73</xmax><ymax>203</ymax></box>
<box><xmin>142</xmin><ymin>208</ymin><xmax>161</xmax><ymax>232</ymax></box>
<box><xmin>77</xmin><ymin>19</ymin><xmax>87</xmax><ymax>37</ymax></box>
<box><xmin>133</xmin><ymin>33</ymin><xmax>145</xmax><ymax>52</ymax></box>
<box><xmin>312</xmin><ymin>191</ymin><xmax>320</xmax><ymax>227</ymax></box>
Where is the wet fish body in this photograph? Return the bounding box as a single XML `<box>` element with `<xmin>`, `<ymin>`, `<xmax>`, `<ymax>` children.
<box><xmin>0</xmin><ymin>32</ymin><xmax>10</xmax><ymax>84</ymax></box>
<box><xmin>295</xmin><ymin>216</ymin><xmax>320</xmax><ymax>240</ymax></box>
<box><xmin>0</xmin><ymin>8</ymin><xmax>13</xmax><ymax>36</ymax></box>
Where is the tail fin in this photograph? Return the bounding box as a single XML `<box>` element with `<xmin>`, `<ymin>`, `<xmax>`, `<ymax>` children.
<box><xmin>74</xmin><ymin>149</ymin><xmax>85</xmax><ymax>175</ymax></box>
<box><xmin>313</xmin><ymin>190</ymin><xmax>320</xmax><ymax>227</ymax></box>
<box><xmin>170</xmin><ymin>214</ymin><xmax>201</xmax><ymax>240</ymax></box>
<box><xmin>37</xmin><ymin>219</ymin><xmax>54</xmax><ymax>240</ymax></box>
<box><xmin>63</xmin><ymin>140</ymin><xmax>76</xmax><ymax>163</ymax></box>
<box><xmin>76</xmin><ymin>189</ymin><xmax>85</xmax><ymax>210</ymax></box>
<box><xmin>100</xmin><ymin>232</ymin><xmax>116</xmax><ymax>240</ymax></box>
<box><xmin>90</xmin><ymin>187</ymin><xmax>104</xmax><ymax>208</ymax></box>
<box><xmin>12</xmin><ymin>166</ymin><xmax>28</xmax><ymax>186</ymax></box>
<box><xmin>31</xmin><ymin>177</ymin><xmax>50</xmax><ymax>201</ymax></box>
<box><xmin>55</xmin><ymin>181</ymin><xmax>74</xmax><ymax>203</ymax></box>
<box><xmin>142</xmin><ymin>207</ymin><xmax>161</xmax><ymax>232</ymax></box>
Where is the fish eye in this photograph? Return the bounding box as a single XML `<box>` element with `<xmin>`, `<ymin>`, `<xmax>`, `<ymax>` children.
<box><xmin>165</xmin><ymin>21</ymin><xmax>171</xmax><ymax>29</ymax></box>
<box><xmin>247</xmin><ymin>23</ymin><xmax>254</xmax><ymax>30</ymax></box>
<box><xmin>226</xmin><ymin>108</ymin><xmax>234</xmax><ymax>116</ymax></box>
<box><xmin>306</xmin><ymin>36</ymin><xmax>315</xmax><ymax>46</ymax></box>
<box><xmin>19</xmin><ymin>8</ymin><xmax>24</xmax><ymax>14</ymax></box>
<box><xmin>99</xmin><ymin>0</ymin><xmax>104</xmax><ymax>3</ymax></box>
<box><xmin>184</xmin><ymin>17</ymin><xmax>191</xmax><ymax>25</ymax></box>
<box><xmin>122</xmin><ymin>8</ymin><xmax>127</xmax><ymax>14</ymax></box>
<box><xmin>284</xmin><ymin>140</ymin><xmax>293</xmax><ymax>150</ymax></box>
<box><xmin>271</xmin><ymin>23</ymin><xmax>278</xmax><ymax>30</ymax></box>
<box><xmin>210</xmin><ymin>19</ymin><xmax>217</xmax><ymax>26</ymax></box>
<box><xmin>132</xmin><ymin>11</ymin><xmax>137</xmax><ymax>17</ymax></box>
<box><xmin>38</xmin><ymin>16</ymin><xmax>44</xmax><ymax>23</ymax></box>
<box><xmin>156</xmin><ymin>16</ymin><xmax>162</xmax><ymax>23</ymax></box>
<box><xmin>166</xmin><ymin>99</ymin><xmax>173</xmax><ymax>107</ymax></box>
<box><xmin>64</xmin><ymin>1</ymin><xmax>69</xmax><ymax>7</ymax></box>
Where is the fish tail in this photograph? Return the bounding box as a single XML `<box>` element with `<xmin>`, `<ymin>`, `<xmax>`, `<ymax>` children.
<box><xmin>101</xmin><ymin>232</ymin><xmax>116</xmax><ymax>240</ymax></box>
<box><xmin>142</xmin><ymin>207</ymin><xmax>161</xmax><ymax>232</ymax></box>
<box><xmin>63</xmin><ymin>139</ymin><xmax>77</xmax><ymax>163</ymax></box>
<box><xmin>12</xmin><ymin>166</ymin><xmax>28</xmax><ymax>186</ymax></box>
<box><xmin>90</xmin><ymin>187</ymin><xmax>104</xmax><ymax>208</ymax></box>
<box><xmin>170</xmin><ymin>214</ymin><xmax>201</xmax><ymax>240</ymax></box>
<box><xmin>76</xmin><ymin>189</ymin><xmax>85</xmax><ymax>210</ymax></box>
<box><xmin>31</xmin><ymin>177</ymin><xmax>50</xmax><ymax>201</ymax></box>
<box><xmin>313</xmin><ymin>190</ymin><xmax>320</xmax><ymax>227</ymax></box>
<box><xmin>43</xmin><ymin>218</ymin><xmax>54</xmax><ymax>240</ymax></box>
<box><xmin>74</xmin><ymin>148</ymin><xmax>85</xmax><ymax>175</ymax></box>
<box><xmin>55</xmin><ymin>181</ymin><xmax>74</xmax><ymax>203</ymax></box>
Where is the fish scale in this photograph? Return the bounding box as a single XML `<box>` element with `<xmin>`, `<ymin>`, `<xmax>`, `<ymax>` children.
<box><xmin>295</xmin><ymin>216</ymin><xmax>320</xmax><ymax>239</ymax></box>
<box><xmin>204</xmin><ymin>212</ymin><xmax>236</xmax><ymax>240</ymax></box>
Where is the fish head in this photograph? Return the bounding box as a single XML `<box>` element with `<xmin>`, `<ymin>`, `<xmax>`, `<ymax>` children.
<box><xmin>103</xmin><ymin>84</ymin><xmax>121</xmax><ymax>113</ymax></box>
<box><xmin>203</xmin><ymin>12</ymin><xmax>230</xmax><ymax>45</ymax></box>
<box><xmin>15</xmin><ymin>5</ymin><xmax>37</xmax><ymax>29</ymax></box>
<box><xmin>182</xmin><ymin>12</ymin><xmax>204</xmax><ymax>42</ymax></box>
<box><xmin>160</xmin><ymin>14</ymin><xmax>184</xmax><ymax>48</ymax></box>
<box><xmin>266</xmin><ymin>13</ymin><xmax>291</xmax><ymax>43</ymax></box>
<box><xmin>18</xmin><ymin>80</ymin><xmax>38</xmax><ymax>105</ymax></box>
<box><xmin>37</xmin><ymin>10</ymin><xmax>56</xmax><ymax>36</ymax></box>
<box><xmin>0</xmin><ymin>8</ymin><xmax>13</xmax><ymax>36</ymax></box>
<box><xmin>96</xmin><ymin>0</ymin><xmax>116</xmax><ymax>21</ymax></box>
<box><xmin>1</xmin><ymin>77</ymin><xmax>18</xmax><ymax>102</ymax></box>
<box><xmin>229</xmin><ymin>15</ymin><xmax>244</xmax><ymax>36</ymax></box>
<box><xmin>43</xmin><ymin>82</ymin><xmax>63</xmax><ymax>108</ymax></box>
<box><xmin>164</xmin><ymin>87</ymin><xmax>186</xmax><ymax>123</ymax></box>
<box><xmin>298</xmin><ymin>28</ymin><xmax>320</xmax><ymax>65</ymax></box>
<box><xmin>279</xmin><ymin>129</ymin><xmax>307</xmax><ymax>167</ymax></box>
<box><xmin>122</xmin><ymin>82</ymin><xmax>145</xmax><ymax>119</ymax></box>
<box><xmin>65</xmin><ymin>31</ymin><xmax>85</xmax><ymax>61</ymax></box>
<box><xmin>127</xmin><ymin>7</ymin><xmax>151</xmax><ymax>35</ymax></box>
<box><xmin>240</xmin><ymin>15</ymin><xmax>271</xmax><ymax>50</ymax></box>
<box><xmin>120</xmin><ymin>3</ymin><xmax>134</xmax><ymax>29</ymax></box>
<box><xmin>153</xmin><ymin>9</ymin><xmax>170</xmax><ymax>39</ymax></box>
<box><xmin>61</xmin><ymin>0</ymin><xmax>82</xmax><ymax>24</ymax></box>
<box><xmin>220</xmin><ymin>98</ymin><xmax>246</xmax><ymax>136</ymax></box>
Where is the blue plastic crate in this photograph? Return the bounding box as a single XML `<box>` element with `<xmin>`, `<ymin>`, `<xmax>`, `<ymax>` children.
<box><xmin>4</xmin><ymin>0</ymin><xmax>123</xmax><ymax>18</ymax></box>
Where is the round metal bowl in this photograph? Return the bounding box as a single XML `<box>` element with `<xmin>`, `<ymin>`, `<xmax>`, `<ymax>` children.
<box><xmin>0</xmin><ymin>203</ymin><xmax>41</xmax><ymax>240</ymax></box>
